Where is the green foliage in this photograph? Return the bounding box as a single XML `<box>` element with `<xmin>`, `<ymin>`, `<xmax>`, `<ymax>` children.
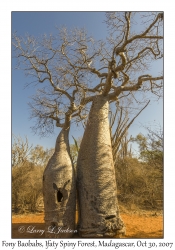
<box><xmin>70</xmin><ymin>144</ymin><xmax>78</xmax><ymax>166</ymax></box>
<box><xmin>70</xmin><ymin>137</ymin><xmax>82</xmax><ymax>166</ymax></box>
<box><xmin>72</xmin><ymin>136</ymin><xmax>79</xmax><ymax>152</ymax></box>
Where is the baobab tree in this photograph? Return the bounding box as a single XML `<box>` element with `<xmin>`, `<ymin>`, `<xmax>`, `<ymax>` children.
<box><xmin>42</xmin><ymin>111</ymin><xmax>76</xmax><ymax>237</ymax></box>
<box><xmin>12</xmin><ymin>27</ymin><xmax>109</xmax><ymax>237</ymax></box>
<box><xmin>76</xmin><ymin>12</ymin><xmax>163</xmax><ymax>237</ymax></box>
<box><xmin>13</xmin><ymin>11</ymin><xmax>163</xmax><ymax>238</ymax></box>
<box><xmin>12</xmin><ymin>30</ymin><xmax>91</xmax><ymax>237</ymax></box>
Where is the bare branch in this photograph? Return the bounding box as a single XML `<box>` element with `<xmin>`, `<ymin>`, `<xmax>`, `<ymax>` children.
<box><xmin>108</xmin><ymin>75</ymin><xmax>163</xmax><ymax>101</ymax></box>
<box><xmin>110</xmin><ymin>100</ymin><xmax>150</xmax><ymax>164</ymax></box>
<box><xmin>125</xmin><ymin>13</ymin><xmax>163</xmax><ymax>46</ymax></box>
<box><xmin>12</xmin><ymin>12</ymin><xmax>163</xmax><ymax>136</ymax></box>
<box><xmin>124</xmin><ymin>12</ymin><xmax>131</xmax><ymax>42</ymax></box>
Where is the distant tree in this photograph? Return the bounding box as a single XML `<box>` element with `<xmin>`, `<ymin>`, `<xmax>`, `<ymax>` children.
<box><xmin>30</xmin><ymin>145</ymin><xmax>54</xmax><ymax>167</ymax></box>
<box><xmin>130</xmin><ymin>125</ymin><xmax>163</xmax><ymax>208</ymax></box>
<box><xmin>12</xmin><ymin>135</ymin><xmax>45</xmax><ymax>213</ymax></box>
<box><xmin>133</xmin><ymin>124</ymin><xmax>163</xmax><ymax>170</ymax></box>
<box><xmin>12</xmin><ymin>161</ymin><xmax>44</xmax><ymax>213</ymax></box>
<box><xmin>12</xmin><ymin>135</ymin><xmax>52</xmax><ymax>213</ymax></box>
<box><xmin>110</xmin><ymin>100</ymin><xmax>150</xmax><ymax>165</ymax></box>
<box><xmin>12</xmin><ymin>134</ymin><xmax>32</xmax><ymax>167</ymax></box>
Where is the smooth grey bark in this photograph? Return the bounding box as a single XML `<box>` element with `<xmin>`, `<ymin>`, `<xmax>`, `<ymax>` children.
<box><xmin>77</xmin><ymin>95</ymin><xmax>125</xmax><ymax>238</ymax></box>
<box><xmin>43</xmin><ymin>125</ymin><xmax>76</xmax><ymax>238</ymax></box>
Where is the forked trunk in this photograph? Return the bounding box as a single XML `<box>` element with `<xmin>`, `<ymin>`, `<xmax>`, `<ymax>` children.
<box><xmin>43</xmin><ymin>126</ymin><xmax>76</xmax><ymax>238</ymax></box>
<box><xmin>77</xmin><ymin>95</ymin><xmax>125</xmax><ymax>237</ymax></box>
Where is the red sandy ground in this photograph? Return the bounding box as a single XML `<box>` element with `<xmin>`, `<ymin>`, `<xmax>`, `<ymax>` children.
<box><xmin>12</xmin><ymin>210</ymin><xmax>163</xmax><ymax>239</ymax></box>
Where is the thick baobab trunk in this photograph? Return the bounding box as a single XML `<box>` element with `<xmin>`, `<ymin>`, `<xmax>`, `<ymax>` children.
<box><xmin>43</xmin><ymin>126</ymin><xmax>76</xmax><ymax>238</ymax></box>
<box><xmin>77</xmin><ymin>95</ymin><xmax>125</xmax><ymax>238</ymax></box>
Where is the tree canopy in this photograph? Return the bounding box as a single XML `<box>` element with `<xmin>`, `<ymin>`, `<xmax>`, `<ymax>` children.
<box><xmin>12</xmin><ymin>12</ymin><xmax>163</xmax><ymax>136</ymax></box>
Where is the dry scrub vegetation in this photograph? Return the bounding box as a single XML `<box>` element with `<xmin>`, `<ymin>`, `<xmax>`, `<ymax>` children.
<box><xmin>12</xmin><ymin>124</ymin><xmax>163</xmax><ymax>238</ymax></box>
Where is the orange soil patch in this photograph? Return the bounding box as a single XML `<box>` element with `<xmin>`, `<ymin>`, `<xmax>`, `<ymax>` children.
<box><xmin>120</xmin><ymin>213</ymin><xmax>163</xmax><ymax>238</ymax></box>
<box><xmin>12</xmin><ymin>212</ymin><xmax>163</xmax><ymax>239</ymax></box>
<box><xmin>12</xmin><ymin>213</ymin><xmax>45</xmax><ymax>224</ymax></box>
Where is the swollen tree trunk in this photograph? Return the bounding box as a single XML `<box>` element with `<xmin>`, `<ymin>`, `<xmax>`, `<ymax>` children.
<box><xmin>43</xmin><ymin>125</ymin><xmax>76</xmax><ymax>238</ymax></box>
<box><xmin>77</xmin><ymin>95</ymin><xmax>125</xmax><ymax>237</ymax></box>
